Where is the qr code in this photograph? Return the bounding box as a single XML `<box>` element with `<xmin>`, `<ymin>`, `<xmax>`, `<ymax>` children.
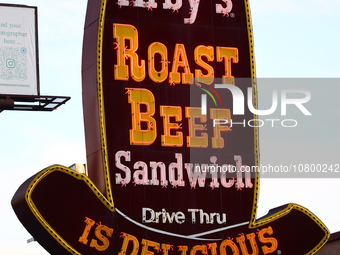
<box><xmin>0</xmin><ymin>47</ymin><xmax>27</xmax><ymax>81</ymax></box>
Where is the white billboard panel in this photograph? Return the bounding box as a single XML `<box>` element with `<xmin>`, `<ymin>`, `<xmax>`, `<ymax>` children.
<box><xmin>0</xmin><ymin>5</ymin><xmax>39</xmax><ymax>95</ymax></box>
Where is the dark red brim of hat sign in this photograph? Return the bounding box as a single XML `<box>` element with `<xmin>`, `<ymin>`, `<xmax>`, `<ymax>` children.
<box><xmin>12</xmin><ymin>165</ymin><xmax>328</xmax><ymax>254</ymax></box>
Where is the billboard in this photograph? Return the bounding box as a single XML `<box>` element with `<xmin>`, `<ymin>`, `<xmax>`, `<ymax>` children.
<box><xmin>0</xmin><ymin>4</ymin><xmax>39</xmax><ymax>95</ymax></box>
<box><xmin>12</xmin><ymin>0</ymin><xmax>329</xmax><ymax>254</ymax></box>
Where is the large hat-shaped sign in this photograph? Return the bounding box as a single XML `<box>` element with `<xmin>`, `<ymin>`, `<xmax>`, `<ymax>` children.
<box><xmin>12</xmin><ymin>0</ymin><xmax>329</xmax><ymax>254</ymax></box>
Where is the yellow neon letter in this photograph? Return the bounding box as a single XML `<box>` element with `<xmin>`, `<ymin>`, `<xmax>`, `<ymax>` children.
<box><xmin>170</xmin><ymin>44</ymin><xmax>194</xmax><ymax>85</ymax></box>
<box><xmin>127</xmin><ymin>88</ymin><xmax>157</xmax><ymax>145</ymax></box>
<box><xmin>207</xmin><ymin>243</ymin><xmax>217</xmax><ymax>255</ymax></box>
<box><xmin>78</xmin><ymin>217</ymin><xmax>95</xmax><ymax>245</ymax></box>
<box><xmin>113</xmin><ymin>23</ymin><xmax>145</xmax><ymax>82</ymax></box>
<box><xmin>118</xmin><ymin>233</ymin><xmax>139</xmax><ymax>255</ymax></box>
<box><xmin>141</xmin><ymin>239</ymin><xmax>160</xmax><ymax>255</ymax></box>
<box><xmin>178</xmin><ymin>246</ymin><xmax>188</xmax><ymax>255</ymax></box>
<box><xmin>195</xmin><ymin>45</ymin><xmax>214</xmax><ymax>85</ymax></box>
<box><xmin>162</xmin><ymin>244</ymin><xmax>174</xmax><ymax>255</ymax></box>
<box><xmin>216</xmin><ymin>47</ymin><xmax>238</xmax><ymax>85</ymax></box>
<box><xmin>236</xmin><ymin>233</ymin><xmax>259</xmax><ymax>255</ymax></box>
<box><xmin>148</xmin><ymin>42</ymin><xmax>169</xmax><ymax>83</ymax></box>
<box><xmin>210</xmin><ymin>108</ymin><xmax>231</xmax><ymax>148</ymax></box>
<box><xmin>160</xmin><ymin>106</ymin><xmax>183</xmax><ymax>147</ymax></box>
<box><xmin>185</xmin><ymin>107</ymin><xmax>208</xmax><ymax>148</ymax></box>
<box><xmin>190</xmin><ymin>245</ymin><xmax>207</xmax><ymax>255</ymax></box>
<box><xmin>89</xmin><ymin>225</ymin><xmax>114</xmax><ymax>251</ymax></box>
<box><xmin>220</xmin><ymin>239</ymin><xmax>240</xmax><ymax>255</ymax></box>
<box><xmin>258</xmin><ymin>226</ymin><xmax>278</xmax><ymax>255</ymax></box>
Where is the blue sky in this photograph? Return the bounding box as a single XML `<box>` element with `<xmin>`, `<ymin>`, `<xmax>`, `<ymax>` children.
<box><xmin>0</xmin><ymin>0</ymin><xmax>339</xmax><ymax>254</ymax></box>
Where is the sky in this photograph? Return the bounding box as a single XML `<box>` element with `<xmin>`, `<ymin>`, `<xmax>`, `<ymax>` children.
<box><xmin>0</xmin><ymin>0</ymin><xmax>339</xmax><ymax>254</ymax></box>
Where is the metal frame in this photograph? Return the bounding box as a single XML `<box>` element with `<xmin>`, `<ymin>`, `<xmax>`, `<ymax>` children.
<box><xmin>0</xmin><ymin>94</ymin><xmax>70</xmax><ymax>112</ymax></box>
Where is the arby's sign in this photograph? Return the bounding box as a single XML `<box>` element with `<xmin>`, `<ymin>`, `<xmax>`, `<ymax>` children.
<box><xmin>12</xmin><ymin>0</ymin><xmax>329</xmax><ymax>254</ymax></box>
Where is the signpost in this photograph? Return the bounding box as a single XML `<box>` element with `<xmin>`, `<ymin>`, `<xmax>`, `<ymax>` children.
<box><xmin>12</xmin><ymin>0</ymin><xmax>329</xmax><ymax>254</ymax></box>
